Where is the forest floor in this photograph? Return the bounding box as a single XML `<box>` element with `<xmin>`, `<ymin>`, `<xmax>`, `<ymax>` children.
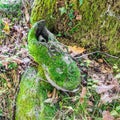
<box><xmin>0</xmin><ymin>1</ymin><xmax>120</xmax><ymax>120</ymax></box>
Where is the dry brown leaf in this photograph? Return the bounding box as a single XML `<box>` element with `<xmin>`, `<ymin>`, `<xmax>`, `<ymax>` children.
<box><xmin>96</xmin><ymin>85</ymin><xmax>115</xmax><ymax>94</ymax></box>
<box><xmin>76</xmin><ymin>15</ymin><xmax>82</xmax><ymax>20</ymax></box>
<box><xmin>101</xmin><ymin>93</ymin><xmax>112</xmax><ymax>103</ymax></box>
<box><xmin>101</xmin><ymin>93</ymin><xmax>120</xmax><ymax>103</ymax></box>
<box><xmin>51</xmin><ymin>88</ymin><xmax>57</xmax><ymax>99</ymax></box>
<box><xmin>98</xmin><ymin>59</ymin><xmax>104</xmax><ymax>63</ymax></box>
<box><xmin>46</xmin><ymin>88</ymin><xmax>58</xmax><ymax>104</ymax></box>
<box><xmin>111</xmin><ymin>79</ymin><xmax>120</xmax><ymax>92</ymax></box>
<box><xmin>100</xmin><ymin>65</ymin><xmax>112</xmax><ymax>73</ymax></box>
<box><xmin>102</xmin><ymin>111</ymin><xmax>114</xmax><ymax>120</ymax></box>
<box><xmin>87</xmin><ymin>117</ymin><xmax>92</xmax><ymax>120</ymax></box>
<box><xmin>24</xmin><ymin>8</ymin><xmax>30</xmax><ymax>23</ymax></box>
<box><xmin>80</xmin><ymin>87</ymin><xmax>87</xmax><ymax>103</ymax></box>
<box><xmin>22</xmin><ymin>0</ymin><xmax>30</xmax><ymax>23</ymax></box>
<box><xmin>2</xmin><ymin>61</ymin><xmax>9</xmax><ymax>69</ymax></box>
<box><xmin>44</xmin><ymin>98</ymin><xmax>53</xmax><ymax>103</ymax></box>
<box><xmin>68</xmin><ymin>46</ymin><xmax>85</xmax><ymax>56</ymax></box>
<box><xmin>87</xmin><ymin>101</ymin><xmax>93</xmax><ymax>106</ymax></box>
<box><xmin>12</xmin><ymin>57</ymin><xmax>23</xmax><ymax>64</ymax></box>
<box><xmin>47</xmin><ymin>91</ymin><xmax>52</xmax><ymax>98</ymax></box>
<box><xmin>7</xmin><ymin>82</ymin><xmax>12</xmax><ymax>88</ymax></box>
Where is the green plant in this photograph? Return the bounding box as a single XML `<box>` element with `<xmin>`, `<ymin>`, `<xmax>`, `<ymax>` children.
<box><xmin>113</xmin><ymin>64</ymin><xmax>120</xmax><ymax>73</ymax></box>
<box><xmin>8</xmin><ymin>62</ymin><xmax>17</xmax><ymax>70</ymax></box>
<box><xmin>0</xmin><ymin>1</ymin><xmax>22</xmax><ymax>20</ymax></box>
<box><xmin>68</xmin><ymin>9</ymin><xmax>75</xmax><ymax>21</ymax></box>
<box><xmin>56</xmin><ymin>32</ymin><xmax>62</xmax><ymax>37</ymax></box>
<box><xmin>87</xmin><ymin>78</ymin><xmax>98</xmax><ymax>90</ymax></box>
<box><xmin>0</xmin><ymin>109</ymin><xmax>3</xmax><ymax>116</ymax></box>
<box><xmin>59</xmin><ymin>7</ymin><xmax>67</xmax><ymax>16</ymax></box>
<box><xmin>79</xmin><ymin>0</ymin><xmax>83</xmax><ymax>6</ymax></box>
<box><xmin>111</xmin><ymin>105</ymin><xmax>120</xmax><ymax>117</ymax></box>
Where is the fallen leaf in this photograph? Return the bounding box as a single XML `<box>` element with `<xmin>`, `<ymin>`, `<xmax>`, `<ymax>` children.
<box><xmin>7</xmin><ymin>82</ymin><xmax>12</xmax><ymax>88</ymax></box>
<box><xmin>44</xmin><ymin>98</ymin><xmax>53</xmax><ymax>103</ymax></box>
<box><xmin>101</xmin><ymin>93</ymin><xmax>120</xmax><ymax>103</ymax></box>
<box><xmin>59</xmin><ymin>7</ymin><xmax>67</xmax><ymax>15</ymax></box>
<box><xmin>102</xmin><ymin>111</ymin><xmax>114</xmax><ymax>120</ymax></box>
<box><xmin>80</xmin><ymin>87</ymin><xmax>87</xmax><ymax>103</ymax></box>
<box><xmin>46</xmin><ymin>88</ymin><xmax>58</xmax><ymax>104</ymax></box>
<box><xmin>12</xmin><ymin>57</ymin><xmax>23</xmax><ymax>64</ymax></box>
<box><xmin>98</xmin><ymin>59</ymin><xmax>104</xmax><ymax>63</ymax></box>
<box><xmin>76</xmin><ymin>15</ymin><xmax>82</xmax><ymax>20</ymax></box>
<box><xmin>96</xmin><ymin>85</ymin><xmax>115</xmax><ymax>94</ymax></box>
<box><xmin>22</xmin><ymin>57</ymin><xmax>30</xmax><ymax>64</ymax></box>
<box><xmin>2</xmin><ymin>61</ymin><xmax>9</xmax><ymax>69</ymax></box>
<box><xmin>111</xmin><ymin>79</ymin><xmax>120</xmax><ymax>92</ymax></box>
<box><xmin>115</xmin><ymin>73</ymin><xmax>120</xmax><ymax>79</ymax></box>
<box><xmin>52</xmin><ymin>88</ymin><xmax>58</xmax><ymax>100</ymax></box>
<box><xmin>47</xmin><ymin>91</ymin><xmax>52</xmax><ymax>98</ymax></box>
<box><xmin>100</xmin><ymin>65</ymin><xmax>112</xmax><ymax>73</ymax></box>
<box><xmin>3</xmin><ymin>22</ymin><xmax>10</xmax><ymax>34</ymax></box>
<box><xmin>56</xmin><ymin>1</ymin><xmax>65</xmax><ymax>7</ymax></box>
<box><xmin>68</xmin><ymin>45</ymin><xmax>85</xmax><ymax>56</ymax></box>
<box><xmin>2</xmin><ymin>18</ymin><xmax>10</xmax><ymax>34</ymax></box>
<box><xmin>101</xmin><ymin>93</ymin><xmax>112</xmax><ymax>103</ymax></box>
<box><xmin>22</xmin><ymin>0</ymin><xmax>30</xmax><ymax>23</ymax></box>
<box><xmin>62</xmin><ymin>106</ymin><xmax>74</xmax><ymax>114</ymax></box>
<box><xmin>87</xmin><ymin>101</ymin><xmax>93</xmax><ymax>106</ymax></box>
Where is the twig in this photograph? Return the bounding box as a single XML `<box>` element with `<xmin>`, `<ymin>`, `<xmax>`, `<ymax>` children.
<box><xmin>75</xmin><ymin>51</ymin><xmax>119</xmax><ymax>59</ymax></box>
<box><xmin>0</xmin><ymin>55</ymin><xmax>23</xmax><ymax>64</ymax></box>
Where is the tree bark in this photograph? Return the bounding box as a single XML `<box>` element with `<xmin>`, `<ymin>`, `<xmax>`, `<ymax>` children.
<box><xmin>31</xmin><ymin>0</ymin><xmax>120</xmax><ymax>55</ymax></box>
<box><xmin>31</xmin><ymin>0</ymin><xmax>56</xmax><ymax>29</ymax></box>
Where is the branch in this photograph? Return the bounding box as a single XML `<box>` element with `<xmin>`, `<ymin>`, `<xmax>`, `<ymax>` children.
<box><xmin>75</xmin><ymin>51</ymin><xmax>119</xmax><ymax>59</ymax></box>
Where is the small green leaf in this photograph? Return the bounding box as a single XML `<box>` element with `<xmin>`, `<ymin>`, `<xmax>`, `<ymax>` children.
<box><xmin>0</xmin><ymin>109</ymin><xmax>3</xmax><ymax>116</ymax></box>
<box><xmin>113</xmin><ymin>64</ymin><xmax>118</xmax><ymax>69</ymax></box>
<box><xmin>68</xmin><ymin>9</ymin><xmax>75</xmax><ymax>20</ymax></box>
<box><xmin>79</xmin><ymin>0</ymin><xmax>83</xmax><ymax>6</ymax></box>
<box><xmin>116</xmin><ymin>106</ymin><xmax>120</xmax><ymax>112</ymax></box>
<box><xmin>87</xmin><ymin>78</ymin><xmax>93</xmax><ymax>82</ymax></box>
<box><xmin>8</xmin><ymin>62</ymin><xmax>17</xmax><ymax>69</ymax></box>
<box><xmin>56</xmin><ymin>32</ymin><xmax>62</xmax><ymax>37</ymax></box>
<box><xmin>93</xmin><ymin>79</ymin><xmax>99</xmax><ymax>83</ymax></box>
<box><xmin>115</xmin><ymin>73</ymin><xmax>120</xmax><ymax>79</ymax></box>
<box><xmin>59</xmin><ymin>7</ymin><xmax>67</xmax><ymax>15</ymax></box>
<box><xmin>92</xmin><ymin>84</ymin><xmax>97</xmax><ymax>88</ymax></box>
<box><xmin>85</xmin><ymin>59</ymin><xmax>91</xmax><ymax>67</ymax></box>
<box><xmin>68</xmin><ymin>22</ymin><xmax>72</xmax><ymax>26</ymax></box>
<box><xmin>111</xmin><ymin>110</ymin><xmax>118</xmax><ymax>116</ymax></box>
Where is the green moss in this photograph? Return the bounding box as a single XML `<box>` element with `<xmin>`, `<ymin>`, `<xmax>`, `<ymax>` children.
<box><xmin>69</xmin><ymin>0</ymin><xmax>119</xmax><ymax>54</ymax></box>
<box><xmin>15</xmin><ymin>67</ymin><xmax>56</xmax><ymax>120</ymax></box>
<box><xmin>28</xmin><ymin>21</ymin><xmax>81</xmax><ymax>90</ymax></box>
<box><xmin>31</xmin><ymin>0</ymin><xmax>56</xmax><ymax>28</ymax></box>
<box><xmin>30</xmin><ymin>0</ymin><xmax>120</xmax><ymax>55</ymax></box>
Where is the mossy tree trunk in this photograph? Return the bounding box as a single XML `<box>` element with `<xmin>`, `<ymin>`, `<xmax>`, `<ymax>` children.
<box><xmin>31</xmin><ymin>0</ymin><xmax>56</xmax><ymax>29</ymax></box>
<box><xmin>31</xmin><ymin>0</ymin><xmax>120</xmax><ymax>55</ymax></box>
